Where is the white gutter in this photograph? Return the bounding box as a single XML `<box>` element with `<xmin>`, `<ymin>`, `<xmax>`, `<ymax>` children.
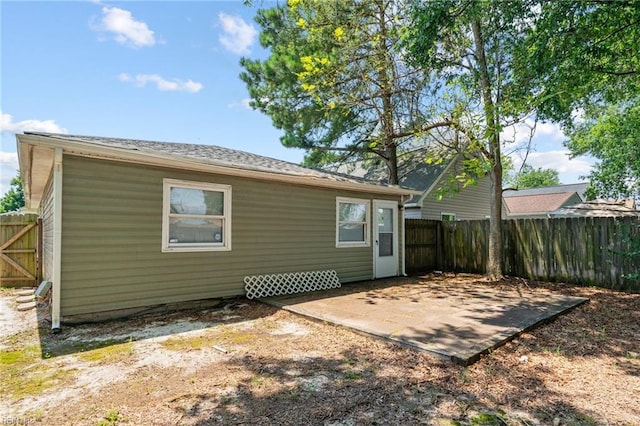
<box><xmin>51</xmin><ymin>148</ymin><xmax>63</xmax><ymax>331</ymax></box>
<box><xmin>400</xmin><ymin>194</ymin><xmax>413</xmax><ymax>277</ymax></box>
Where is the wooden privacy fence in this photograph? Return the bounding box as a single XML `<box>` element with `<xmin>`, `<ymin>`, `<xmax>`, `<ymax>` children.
<box><xmin>405</xmin><ymin>217</ymin><xmax>640</xmax><ymax>292</ymax></box>
<box><xmin>404</xmin><ymin>219</ymin><xmax>441</xmax><ymax>273</ymax></box>
<box><xmin>0</xmin><ymin>212</ymin><xmax>40</xmax><ymax>287</ymax></box>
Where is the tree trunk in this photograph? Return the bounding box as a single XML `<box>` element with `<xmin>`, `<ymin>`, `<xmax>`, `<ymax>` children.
<box><xmin>375</xmin><ymin>0</ymin><xmax>399</xmax><ymax>186</ymax></box>
<box><xmin>386</xmin><ymin>143</ymin><xmax>399</xmax><ymax>185</ymax></box>
<box><xmin>487</xmin><ymin>160</ymin><xmax>503</xmax><ymax>280</ymax></box>
<box><xmin>471</xmin><ymin>20</ymin><xmax>504</xmax><ymax>281</ymax></box>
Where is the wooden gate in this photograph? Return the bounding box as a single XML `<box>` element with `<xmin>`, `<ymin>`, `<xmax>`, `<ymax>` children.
<box><xmin>0</xmin><ymin>212</ymin><xmax>40</xmax><ymax>287</ymax></box>
<box><xmin>404</xmin><ymin>219</ymin><xmax>441</xmax><ymax>273</ymax></box>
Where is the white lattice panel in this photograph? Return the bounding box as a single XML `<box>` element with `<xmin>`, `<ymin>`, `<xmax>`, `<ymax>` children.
<box><xmin>244</xmin><ymin>270</ymin><xmax>341</xmax><ymax>299</ymax></box>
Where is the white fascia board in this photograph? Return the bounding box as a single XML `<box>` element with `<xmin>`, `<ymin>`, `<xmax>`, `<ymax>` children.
<box><xmin>17</xmin><ymin>139</ymin><xmax>33</xmax><ymax>208</ymax></box>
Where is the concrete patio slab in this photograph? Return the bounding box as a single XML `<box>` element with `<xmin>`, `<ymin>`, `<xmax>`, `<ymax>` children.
<box><xmin>262</xmin><ymin>277</ymin><xmax>589</xmax><ymax>365</ymax></box>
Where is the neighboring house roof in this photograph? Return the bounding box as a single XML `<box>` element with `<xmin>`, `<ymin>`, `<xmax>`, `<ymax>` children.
<box><xmin>552</xmin><ymin>200</ymin><xmax>640</xmax><ymax>218</ymax></box>
<box><xmin>503</xmin><ymin>192</ymin><xmax>579</xmax><ymax>216</ymax></box>
<box><xmin>329</xmin><ymin>154</ymin><xmax>454</xmax><ymax>205</ymax></box>
<box><xmin>503</xmin><ymin>183</ymin><xmax>589</xmax><ymax>217</ymax></box>
<box><xmin>503</xmin><ymin>183</ymin><xmax>589</xmax><ymax>200</ymax></box>
<box><xmin>17</xmin><ymin>132</ymin><xmax>418</xmax><ymax>209</ymax></box>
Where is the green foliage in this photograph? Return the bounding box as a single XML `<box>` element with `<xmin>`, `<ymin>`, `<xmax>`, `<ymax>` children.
<box><xmin>434</xmin><ymin>156</ymin><xmax>490</xmax><ymax>201</ymax></box>
<box><xmin>517</xmin><ymin>1</ymin><xmax>640</xmax><ymax>126</ymax></box>
<box><xmin>566</xmin><ymin>99</ymin><xmax>640</xmax><ymax>200</ymax></box>
<box><xmin>240</xmin><ymin>4</ymin><xmax>352</xmax><ymax>166</ymax></box>
<box><xmin>0</xmin><ymin>173</ymin><xmax>25</xmax><ymax>213</ymax></box>
<box><xmin>506</xmin><ymin>164</ymin><xmax>560</xmax><ymax>189</ymax></box>
<box><xmin>516</xmin><ymin>2</ymin><xmax>640</xmax><ymax>200</ymax></box>
<box><xmin>241</xmin><ymin>0</ymin><xmax>441</xmax><ymax>183</ymax></box>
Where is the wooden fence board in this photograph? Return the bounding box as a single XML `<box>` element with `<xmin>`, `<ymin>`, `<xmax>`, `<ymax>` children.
<box><xmin>404</xmin><ymin>219</ymin><xmax>440</xmax><ymax>273</ymax></box>
<box><xmin>405</xmin><ymin>217</ymin><xmax>640</xmax><ymax>292</ymax></box>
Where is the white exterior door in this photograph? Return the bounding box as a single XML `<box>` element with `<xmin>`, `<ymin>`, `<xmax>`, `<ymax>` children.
<box><xmin>373</xmin><ymin>200</ymin><xmax>398</xmax><ymax>278</ymax></box>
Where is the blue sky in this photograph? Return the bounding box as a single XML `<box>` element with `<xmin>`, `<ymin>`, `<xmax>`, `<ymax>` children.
<box><xmin>0</xmin><ymin>1</ymin><xmax>594</xmax><ymax>195</ymax></box>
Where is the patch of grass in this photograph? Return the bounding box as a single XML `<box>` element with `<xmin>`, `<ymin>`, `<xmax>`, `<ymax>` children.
<box><xmin>76</xmin><ymin>339</ymin><xmax>135</xmax><ymax>363</ymax></box>
<box><xmin>469</xmin><ymin>412</ymin><xmax>508</xmax><ymax>425</ymax></box>
<box><xmin>562</xmin><ymin>413</ymin><xmax>599</xmax><ymax>426</ymax></box>
<box><xmin>0</xmin><ymin>343</ymin><xmax>76</xmax><ymax>399</ymax></box>
<box><xmin>432</xmin><ymin>420</ymin><xmax>462</xmax><ymax>426</ymax></box>
<box><xmin>160</xmin><ymin>334</ymin><xmax>210</xmax><ymax>351</ymax></box>
<box><xmin>2</xmin><ymin>363</ymin><xmax>75</xmax><ymax>399</ymax></box>
<box><xmin>41</xmin><ymin>335</ymin><xmax>136</xmax><ymax>358</ymax></box>
<box><xmin>342</xmin><ymin>369</ymin><xmax>365</xmax><ymax>381</ymax></box>
<box><xmin>0</xmin><ymin>344</ymin><xmax>41</xmax><ymax>365</ymax></box>
<box><xmin>95</xmin><ymin>409</ymin><xmax>120</xmax><ymax>426</ymax></box>
<box><xmin>215</xmin><ymin>328</ymin><xmax>255</xmax><ymax>345</ymax></box>
<box><xmin>541</xmin><ymin>345</ymin><xmax>564</xmax><ymax>356</ymax></box>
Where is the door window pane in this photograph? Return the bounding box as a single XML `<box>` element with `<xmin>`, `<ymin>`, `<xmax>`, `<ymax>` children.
<box><xmin>379</xmin><ymin>233</ymin><xmax>393</xmax><ymax>256</ymax></box>
<box><xmin>378</xmin><ymin>207</ymin><xmax>393</xmax><ymax>256</ymax></box>
<box><xmin>378</xmin><ymin>208</ymin><xmax>393</xmax><ymax>232</ymax></box>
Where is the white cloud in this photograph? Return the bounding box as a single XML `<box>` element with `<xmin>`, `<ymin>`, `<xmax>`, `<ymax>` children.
<box><xmin>95</xmin><ymin>6</ymin><xmax>155</xmax><ymax>48</ymax></box>
<box><xmin>501</xmin><ymin>118</ymin><xmax>565</xmax><ymax>145</ymax></box>
<box><xmin>523</xmin><ymin>150</ymin><xmax>593</xmax><ymax>174</ymax></box>
<box><xmin>218</xmin><ymin>13</ymin><xmax>257</xmax><ymax>55</ymax></box>
<box><xmin>508</xmin><ymin>149</ymin><xmax>595</xmax><ymax>184</ymax></box>
<box><xmin>0</xmin><ymin>152</ymin><xmax>19</xmax><ymax>196</ymax></box>
<box><xmin>0</xmin><ymin>111</ymin><xmax>68</xmax><ymax>134</ymax></box>
<box><xmin>228</xmin><ymin>98</ymin><xmax>252</xmax><ymax>110</ymax></box>
<box><xmin>1</xmin><ymin>112</ymin><xmax>68</xmax><ymax>194</ymax></box>
<box><xmin>119</xmin><ymin>73</ymin><xmax>203</xmax><ymax>93</ymax></box>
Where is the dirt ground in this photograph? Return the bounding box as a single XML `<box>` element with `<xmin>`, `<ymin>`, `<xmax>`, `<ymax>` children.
<box><xmin>1</xmin><ymin>274</ymin><xmax>639</xmax><ymax>426</ymax></box>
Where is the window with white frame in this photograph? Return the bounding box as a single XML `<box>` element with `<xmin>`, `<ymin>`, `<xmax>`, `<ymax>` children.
<box><xmin>441</xmin><ymin>212</ymin><xmax>456</xmax><ymax>221</ymax></box>
<box><xmin>336</xmin><ymin>197</ymin><xmax>370</xmax><ymax>247</ymax></box>
<box><xmin>162</xmin><ymin>179</ymin><xmax>231</xmax><ymax>252</ymax></box>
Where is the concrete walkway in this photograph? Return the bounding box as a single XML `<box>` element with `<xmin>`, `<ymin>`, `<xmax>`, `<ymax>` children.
<box><xmin>262</xmin><ymin>276</ymin><xmax>589</xmax><ymax>365</ymax></box>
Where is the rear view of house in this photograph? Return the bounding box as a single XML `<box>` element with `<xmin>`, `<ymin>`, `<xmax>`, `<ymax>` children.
<box><xmin>18</xmin><ymin>132</ymin><xmax>417</xmax><ymax>329</ymax></box>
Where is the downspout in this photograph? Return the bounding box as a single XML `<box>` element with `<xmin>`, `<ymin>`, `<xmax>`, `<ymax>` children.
<box><xmin>51</xmin><ymin>148</ymin><xmax>63</xmax><ymax>331</ymax></box>
<box><xmin>400</xmin><ymin>194</ymin><xmax>412</xmax><ymax>277</ymax></box>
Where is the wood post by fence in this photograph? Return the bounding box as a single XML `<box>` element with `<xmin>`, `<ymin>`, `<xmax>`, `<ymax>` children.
<box><xmin>405</xmin><ymin>217</ymin><xmax>640</xmax><ymax>292</ymax></box>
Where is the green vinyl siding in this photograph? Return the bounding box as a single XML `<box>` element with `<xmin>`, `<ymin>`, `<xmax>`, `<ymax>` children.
<box><xmin>40</xmin><ymin>176</ymin><xmax>54</xmax><ymax>281</ymax></box>
<box><xmin>420</xmin><ymin>174</ymin><xmax>493</xmax><ymax>221</ymax></box>
<box><xmin>60</xmin><ymin>155</ymin><xmax>400</xmax><ymax>316</ymax></box>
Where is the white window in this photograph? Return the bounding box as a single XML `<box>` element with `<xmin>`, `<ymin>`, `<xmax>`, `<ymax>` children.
<box><xmin>441</xmin><ymin>212</ymin><xmax>456</xmax><ymax>221</ymax></box>
<box><xmin>336</xmin><ymin>197</ymin><xmax>370</xmax><ymax>247</ymax></box>
<box><xmin>162</xmin><ymin>179</ymin><xmax>231</xmax><ymax>252</ymax></box>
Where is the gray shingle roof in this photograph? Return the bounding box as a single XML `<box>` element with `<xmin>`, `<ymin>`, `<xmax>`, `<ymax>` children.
<box><xmin>552</xmin><ymin>201</ymin><xmax>640</xmax><ymax>218</ymax></box>
<box><xmin>24</xmin><ymin>132</ymin><xmax>399</xmax><ymax>188</ymax></box>
<box><xmin>503</xmin><ymin>183</ymin><xmax>589</xmax><ymax>200</ymax></box>
<box><xmin>329</xmin><ymin>153</ymin><xmax>453</xmax><ymax>205</ymax></box>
